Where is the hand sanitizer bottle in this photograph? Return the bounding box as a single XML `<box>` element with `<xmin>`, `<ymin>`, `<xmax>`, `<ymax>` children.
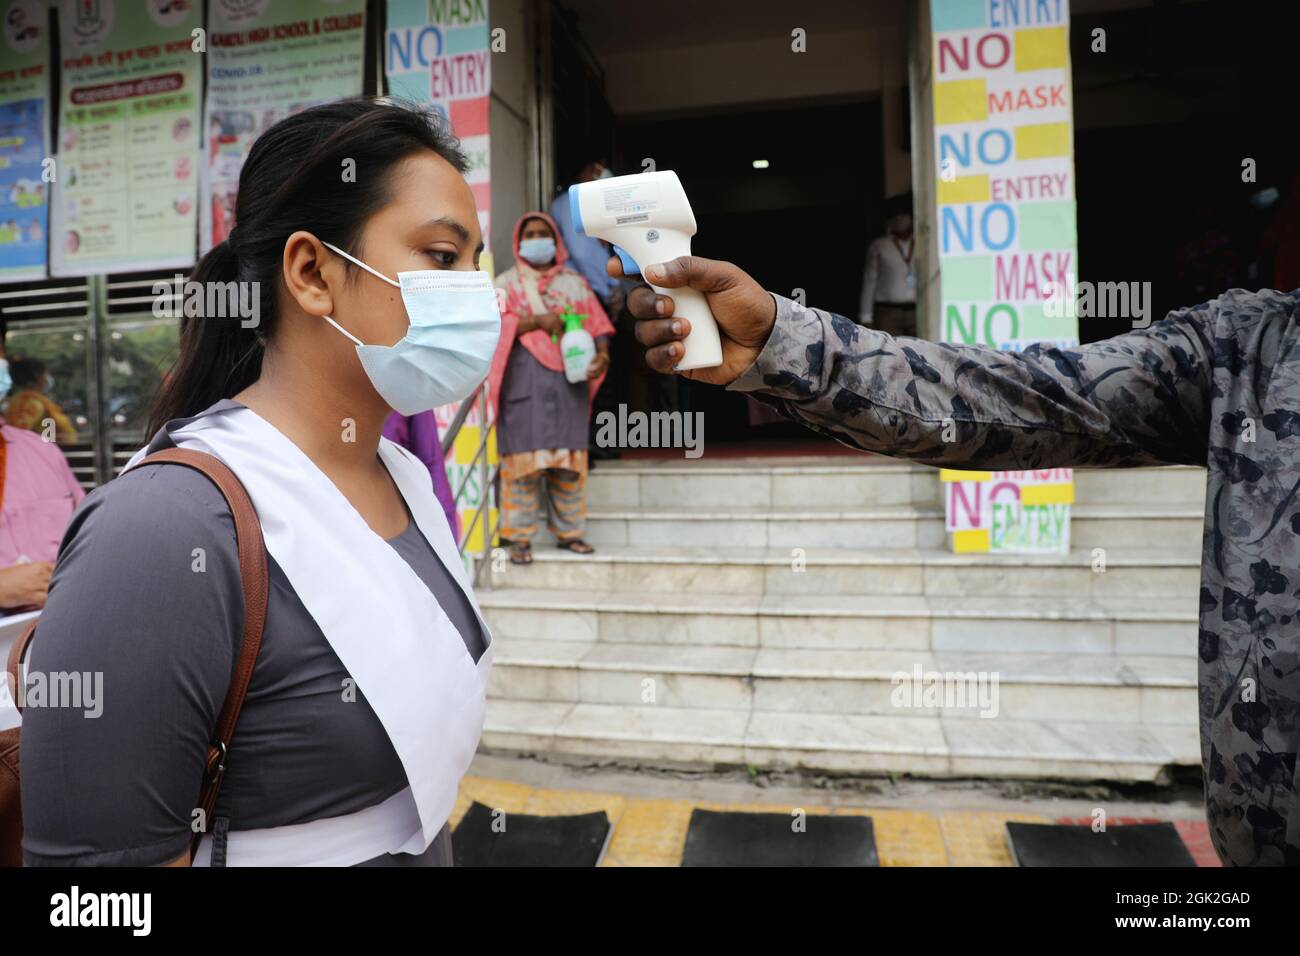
<box><xmin>559</xmin><ymin>308</ymin><xmax>596</xmax><ymax>383</ymax></box>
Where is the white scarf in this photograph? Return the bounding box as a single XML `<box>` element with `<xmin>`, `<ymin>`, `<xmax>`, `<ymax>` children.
<box><xmin>127</xmin><ymin>400</ymin><xmax>494</xmax><ymax>864</ymax></box>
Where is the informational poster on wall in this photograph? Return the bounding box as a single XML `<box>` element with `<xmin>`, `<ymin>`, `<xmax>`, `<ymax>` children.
<box><xmin>387</xmin><ymin>0</ymin><xmax>495</xmax><ymax>554</ymax></box>
<box><xmin>385</xmin><ymin>0</ymin><xmax>491</xmax><ymax>241</ymax></box>
<box><xmin>49</xmin><ymin>0</ymin><xmax>202</xmax><ymax>278</ymax></box>
<box><xmin>201</xmin><ymin>0</ymin><xmax>367</xmax><ymax>253</ymax></box>
<box><xmin>0</xmin><ymin>0</ymin><xmax>51</xmax><ymax>282</ymax></box>
<box><xmin>930</xmin><ymin>0</ymin><xmax>1078</xmax><ymax>554</ymax></box>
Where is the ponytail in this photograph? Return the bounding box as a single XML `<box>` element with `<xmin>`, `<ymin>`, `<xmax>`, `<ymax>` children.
<box><xmin>145</xmin><ymin>99</ymin><xmax>469</xmax><ymax>438</ymax></box>
<box><xmin>146</xmin><ymin>238</ymin><xmax>262</xmax><ymax>435</ymax></box>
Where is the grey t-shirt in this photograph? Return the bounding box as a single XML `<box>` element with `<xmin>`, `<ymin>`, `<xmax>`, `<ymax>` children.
<box><xmin>20</xmin><ymin>456</ymin><xmax>486</xmax><ymax>867</ymax></box>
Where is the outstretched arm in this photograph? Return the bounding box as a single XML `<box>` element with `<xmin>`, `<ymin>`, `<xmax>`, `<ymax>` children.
<box><xmin>728</xmin><ymin>292</ymin><xmax>1215</xmax><ymax>470</ymax></box>
<box><xmin>619</xmin><ymin>254</ymin><xmax>1217</xmax><ymax>471</ymax></box>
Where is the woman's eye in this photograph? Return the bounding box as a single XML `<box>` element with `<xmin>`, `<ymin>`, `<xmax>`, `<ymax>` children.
<box><xmin>426</xmin><ymin>249</ymin><xmax>458</xmax><ymax>266</ymax></box>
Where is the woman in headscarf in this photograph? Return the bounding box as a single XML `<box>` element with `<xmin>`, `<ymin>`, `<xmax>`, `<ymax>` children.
<box><xmin>3</xmin><ymin>357</ymin><xmax>78</xmax><ymax>444</ymax></box>
<box><xmin>488</xmin><ymin>211</ymin><xmax>614</xmax><ymax>565</ymax></box>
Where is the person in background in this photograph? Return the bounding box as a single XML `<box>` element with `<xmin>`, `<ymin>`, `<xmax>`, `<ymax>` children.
<box><xmin>3</xmin><ymin>357</ymin><xmax>78</xmax><ymax>444</ymax></box>
<box><xmin>1262</xmin><ymin>170</ymin><xmax>1300</xmax><ymax>293</ymax></box>
<box><xmin>551</xmin><ymin>158</ymin><xmax>632</xmax><ymax>460</ymax></box>
<box><xmin>487</xmin><ymin>212</ymin><xmax>614</xmax><ymax>565</ymax></box>
<box><xmin>858</xmin><ymin>192</ymin><xmax>916</xmax><ymax>336</ymax></box>
<box><xmin>0</xmin><ymin>357</ymin><xmax>84</xmax><ymax>611</ymax></box>
<box><xmin>550</xmin><ymin>158</ymin><xmax>624</xmax><ymax>319</ymax></box>
<box><xmin>383</xmin><ymin>411</ymin><xmax>460</xmax><ymax>541</ymax></box>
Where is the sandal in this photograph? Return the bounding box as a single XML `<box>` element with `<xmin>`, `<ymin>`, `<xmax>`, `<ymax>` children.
<box><xmin>556</xmin><ymin>538</ymin><xmax>594</xmax><ymax>554</ymax></box>
<box><xmin>508</xmin><ymin>541</ymin><xmax>533</xmax><ymax>565</ymax></box>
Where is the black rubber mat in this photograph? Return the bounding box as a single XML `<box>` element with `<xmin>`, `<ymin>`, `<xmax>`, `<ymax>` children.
<box><xmin>1006</xmin><ymin>822</ymin><xmax>1196</xmax><ymax>867</ymax></box>
<box><xmin>681</xmin><ymin>810</ymin><xmax>878</xmax><ymax>866</ymax></box>
<box><xmin>451</xmin><ymin>801</ymin><xmax>611</xmax><ymax>866</ymax></box>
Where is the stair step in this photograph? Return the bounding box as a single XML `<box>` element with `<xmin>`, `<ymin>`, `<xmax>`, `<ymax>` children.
<box><xmin>485</xmin><ymin>639</ymin><xmax>1196</xmax><ymax>724</ymax></box>
<box><xmin>480</xmin><ymin>458</ymin><xmax>1207</xmax><ymax>783</ymax></box>
<box><xmin>478</xmin><ymin>589</ymin><xmax>1195</xmax><ymax>655</ymax></box>
<box><xmin>587</xmin><ymin>460</ymin><xmax>1207</xmax><ymax>511</ymax></box>
<box><xmin>480</xmin><ymin>700</ymin><xmax>1199</xmax><ymax>782</ymax></box>
<box><xmin>583</xmin><ymin>503</ymin><xmax>1202</xmax><ymax>550</ymax></box>
<box><xmin>486</xmin><ymin>546</ymin><xmax>1199</xmax><ymax>598</ymax></box>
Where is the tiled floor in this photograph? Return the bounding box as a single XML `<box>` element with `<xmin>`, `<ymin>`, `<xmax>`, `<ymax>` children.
<box><xmin>450</xmin><ymin>775</ymin><xmax>1219</xmax><ymax>866</ymax></box>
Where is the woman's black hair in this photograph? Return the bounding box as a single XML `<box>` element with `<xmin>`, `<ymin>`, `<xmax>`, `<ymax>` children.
<box><xmin>147</xmin><ymin>99</ymin><xmax>469</xmax><ymax>436</ymax></box>
<box><xmin>9</xmin><ymin>356</ymin><xmax>46</xmax><ymax>388</ymax></box>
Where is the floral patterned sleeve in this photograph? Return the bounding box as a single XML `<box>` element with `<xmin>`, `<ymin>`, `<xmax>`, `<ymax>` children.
<box><xmin>5</xmin><ymin>392</ymin><xmax>45</xmax><ymax>432</ymax></box>
<box><xmin>726</xmin><ymin>292</ymin><xmax>1217</xmax><ymax>470</ymax></box>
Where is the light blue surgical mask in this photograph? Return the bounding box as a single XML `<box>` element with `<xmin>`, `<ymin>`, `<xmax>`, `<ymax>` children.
<box><xmin>321</xmin><ymin>241</ymin><xmax>502</xmax><ymax>415</ymax></box>
<box><xmin>518</xmin><ymin>237</ymin><xmax>556</xmax><ymax>266</ymax></box>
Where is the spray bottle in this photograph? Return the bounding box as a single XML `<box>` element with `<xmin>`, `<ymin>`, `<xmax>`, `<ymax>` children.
<box><xmin>553</xmin><ymin>307</ymin><xmax>595</xmax><ymax>383</ymax></box>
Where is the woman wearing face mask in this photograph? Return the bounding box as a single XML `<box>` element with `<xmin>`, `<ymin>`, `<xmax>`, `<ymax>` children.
<box><xmin>3</xmin><ymin>357</ymin><xmax>79</xmax><ymax>444</ymax></box>
<box><xmin>16</xmin><ymin>100</ymin><xmax>499</xmax><ymax>867</ymax></box>
<box><xmin>487</xmin><ymin>212</ymin><xmax>614</xmax><ymax>565</ymax></box>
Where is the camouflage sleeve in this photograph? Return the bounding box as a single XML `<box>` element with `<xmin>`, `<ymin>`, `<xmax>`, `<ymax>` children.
<box><xmin>726</xmin><ymin>292</ymin><xmax>1216</xmax><ymax>469</ymax></box>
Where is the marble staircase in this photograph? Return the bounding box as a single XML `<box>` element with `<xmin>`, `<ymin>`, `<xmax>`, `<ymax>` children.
<box><xmin>476</xmin><ymin>459</ymin><xmax>1206</xmax><ymax>784</ymax></box>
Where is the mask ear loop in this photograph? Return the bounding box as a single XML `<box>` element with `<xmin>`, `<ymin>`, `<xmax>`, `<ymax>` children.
<box><xmin>321</xmin><ymin>312</ymin><xmax>364</xmax><ymax>346</ymax></box>
<box><xmin>319</xmin><ymin>239</ymin><xmax>402</xmax><ymax>346</ymax></box>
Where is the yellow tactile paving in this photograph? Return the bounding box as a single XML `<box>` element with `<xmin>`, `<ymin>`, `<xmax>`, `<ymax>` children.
<box><xmin>939</xmin><ymin>811</ymin><xmax>1052</xmax><ymax>866</ymax></box>
<box><xmin>452</xmin><ymin>777</ymin><xmax>1044</xmax><ymax>865</ymax></box>
<box><xmin>837</xmin><ymin>808</ymin><xmax>949</xmax><ymax>866</ymax></box>
<box><xmin>600</xmin><ymin>798</ymin><xmax>695</xmax><ymax>867</ymax></box>
<box><xmin>521</xmin><ymin>788</ymin><xmax>627</xmax><ymax>821</ymax></box>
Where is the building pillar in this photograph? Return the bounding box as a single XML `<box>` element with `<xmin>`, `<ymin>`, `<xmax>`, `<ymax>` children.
<box><xmin>907</xmin><ymin>0</ymin><xmax>941</xmax><ymax>342</ymax></box>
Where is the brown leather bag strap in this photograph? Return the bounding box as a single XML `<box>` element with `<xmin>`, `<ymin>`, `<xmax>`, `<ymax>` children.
<box><xmin>4</xmin><ymin>447</ymin><xmax>268</xmax><ymax>865</ymax></box>
<box><xmin>135</xmin><ymin>449</ymin><xmax>269</xmax><ymax>862</ymax></box>
<box><xmin>5</xmin><ymin>618</ymin><xmax>38</xmax><ymax>715</ymax></box>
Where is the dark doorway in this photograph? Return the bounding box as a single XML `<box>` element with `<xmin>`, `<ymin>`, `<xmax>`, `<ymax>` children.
<box><xmin>1070</xmin><ymin>0</ymin><xmax>1299</xmax><ymax>342</ymax></box>
<box><xmin>613</xmin><ymin>99</ymin><xmax>883</xmax><ymax>442</ymax></box>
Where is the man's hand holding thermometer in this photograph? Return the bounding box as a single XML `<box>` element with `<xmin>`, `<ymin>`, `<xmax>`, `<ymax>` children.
<box><xmin>608</xmin><ymin>252</ymin><xmax>778</xmax><ymax>387</ymax></box>
<box><xmin>571</xmin><ymin>170</ymin><xmax>775</xmax><ymax>380</ymax></box>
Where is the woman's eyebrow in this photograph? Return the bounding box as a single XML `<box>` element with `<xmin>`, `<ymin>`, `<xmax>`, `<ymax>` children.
<box><xmin>424</xmin><ymin>216</ymin><xmax>471</xmax><ymax>242</ymax></box>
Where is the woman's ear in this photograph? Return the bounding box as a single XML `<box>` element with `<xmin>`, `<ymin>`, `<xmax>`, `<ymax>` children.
<box><xmin>282</xmin><ymin>230</ymin><xmax>334</xmax><ymax>318</ymax></box>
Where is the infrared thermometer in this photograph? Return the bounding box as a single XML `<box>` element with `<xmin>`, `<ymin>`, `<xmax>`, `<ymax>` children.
<box><xmin>569</xmin><ymin>170</ymin><xmax>723</xmax><ymax>370</ymax></box>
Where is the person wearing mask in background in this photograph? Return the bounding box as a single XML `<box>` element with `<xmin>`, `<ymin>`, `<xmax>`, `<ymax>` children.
<box><xmin>383</xmin><ymin>411</ymin><xmax>460</xmax><ymax>542</ymax></box>
<box><xmin>550</xmin><ymin>158</ymin><xmax>624</xmax><ymax>319</ymax></box>
<box><xmin>618</xmin><ymin>250</ymin><xmax>1300</xmax><ymax>867</ymax></box>
<box><xmin>20</xmin><ymin>101</ymin><xmax>497</xmax><ymax>867</ymax></box>
<box><xmin>551</xmin><ymin>158</ymin><xmax>630</xmax><ymax>460</ymax></box>
<box><xmin>858</xmin><ymin>192</ymin><xmax>916</xmax><ymax>336</ymax></box>
<box><xmin>3</xmin><ymin>357</ymin><xmax>78</xmax><ymax>444</ymax></box>
<box><xmin>488</xmin><ymin>212</ymin><xmax>614</xmax><ymax>565</ymax></box>
<box><xmin>0</xmin><ymin>356</ymin><xmax>84</xmax><ymax>612</ymax></box>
